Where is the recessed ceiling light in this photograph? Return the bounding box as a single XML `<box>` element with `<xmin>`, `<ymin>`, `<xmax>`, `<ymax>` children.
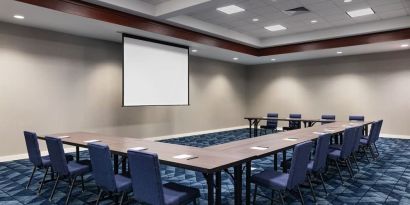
<box><xmin>252</xmin><ymin>18</ymin><xmax>259</xmax><ymax>22</ymax></box>
<box><xmin>233</xmin><ymin>57</ymin><xmax>239</xmax><ymax>60</ymax></box>
<box><xmin>311</xmin><ymin>19</ymin><xmax>318</xmax><ymax>23</ymax></box>
<box><xmin>344</xmin><ymin>0</ymin><xmax>352</xmax><ymax>3</ymax></box>
<box><xmin>13</xmin><ymin>15</ymin><xmax>24</xmax><ymax>19</ymax></box>
<box><xmin>264</xmin><ymin>25</ymin><xmax>287</xmax><ymax>32</ymax></box>
<box><xmin>191</xmin><ymin>49</ymin><xmax>198</xmax><ymax>53</ymax></box>
<box><xmin>217</xmin><ymin>5</ymin><xmax>245</xmax><ymax>14</ymax></box>
<box><xmin>347</xmin><ymin>8</ymin><xmax>375</xmax><ymax>18</ymax></box>
<box><xmin>271</xmin><ymin>58</ymin><xmax>276</xmax><ymax>61</ymax></box>
<box><xmin>401</xmin><ymin>44</ymin><xmax>409</xmax><ymax>48</ymax></box>
<box><xmin>337</xmin><ymin>51</ymin><xmax>343</xmax><ymax>54</ymax></box>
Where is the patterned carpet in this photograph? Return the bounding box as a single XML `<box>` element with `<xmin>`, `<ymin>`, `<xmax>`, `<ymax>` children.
<box><xmin>0</xmin><ymin>128</ymin><xmax>409</xmax><ymax>204</ymax></box>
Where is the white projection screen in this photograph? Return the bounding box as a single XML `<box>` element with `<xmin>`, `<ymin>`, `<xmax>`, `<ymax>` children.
<box><xmin>123</xmin><ymin>35</ymin><xmax>189</xmax><ymax>106</ymax></box>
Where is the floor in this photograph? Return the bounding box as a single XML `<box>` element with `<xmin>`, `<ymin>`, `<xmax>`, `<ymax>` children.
<box><xmin>1</xmin><ymin>128</ymin><xmax>409</xmax><ymax>204</ymax></box>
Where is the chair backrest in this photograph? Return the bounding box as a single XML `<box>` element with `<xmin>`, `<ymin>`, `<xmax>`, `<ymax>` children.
<box><xmin>287</xmin><ymin>141</ymin><xmax>313</xmax><ymax>189</ymax></box>
<box><xmin>340</xmin><ymin>127</ymin><xmax>356</xmax><ymax>158</ymax></box>
<box><xmin>312</xmin><ymin>134</ymin><xmax>331</xmax><ymax>172</ymax></box>
<box><xmin>349</xmin><ymin>115</ymin><xmax>365</xmax><ymax>121</ymax></box>
<box><xmin>289</xmin><ymin>113</ymin><xmax>302</xmax><ymax>129</ymax></box>
<box><xmin>24</xmin><ymin>131</ymin><xmax>43</xmax><ymax>167</ymax></box>
<box><xmin>88</xmin><ymin>143</ymin><xmax>117</xmax><ymax>192</ymax></box>
<box><xmin>266</xmin><ymin>113</ymin><xmax>278</xmax><ymax>129</ymax></box>
<box><xmin>128</xmin><ymin>150</ymin><xmax>165</xmax><ymax>205</ymax></box>
<box><xmin>374</xmin><ymin>120</ymin><xmax>383</xmax><ymax>141</ymax></box>
<box><xmin>352</xmin><ymin>126</ymin><xmax>363</xmax><ymax>152</ymax></box>
<box><xmin>321</xmin><ymin>115</ymin><xmax>336</xmax><ymax>125</ymax></box>
<box><xmin>45</xmin><ymin>136</ymin><xmax>69</xmax><ymax>176</ymax></box>
<box><xmin>368</xmin><ymin>120</ymin><xmax>383</xmax><ymax>144</ymax></box>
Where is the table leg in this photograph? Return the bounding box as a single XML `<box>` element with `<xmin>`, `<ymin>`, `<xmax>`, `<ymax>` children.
<box><xmin>246</xmin><ymin>162</ymin><xmax>251</xmax><ymax>205</ymax></box>
<box><xmin>234</xmin><ymin>165</ymin><xmax>243</xmax><ymax>205</ymax></box>
<box><xmin>248</xmin><ymin>119</ymin><xmax>253</xmax><ymax>138</ymax></box>
<box><xmin>274</xmin><ymin>153</ymin><xmax>278</xmax><ymax>171</ymax></box>
<box><xmin>205</xmin><ymin>173</ymin><xmax>215</xmax><ymax>205</ymax></box>
<box><xmin>282</xmin><ymin>150</ymin><xmax>287</xmax><ymax>173</ymax></box>
<box><xmin>76</xmin><ymin>146</ymin><xmax>80</xmax><ymax>162</ymax></box>
<box><xmin>303</xmin><ymin>121</ymin><xmax>307</xmax><ymax>128</ymax></box>
<box><xmin>254</xmin><ymin>120</ymin><xmax>260</xmax><ymax>137</ymax></box>
<box><xmin>114</xmin><ymin>154</ymin><xmax>119</xmax><ymax>174</ymax></box>
<box><xmin>365</xmin><ymin>124</ymin><xmax>369</xmax><ymax>136</ymax></box>
<box><xmin>121</xmin><ymin>156</ymin><xmax>127</xmax><ymax>175</ymax></box>
<box><xmin>216</xmin><ymin>172</ymin><xmax>221</xmax><ymax>205</ymax></box>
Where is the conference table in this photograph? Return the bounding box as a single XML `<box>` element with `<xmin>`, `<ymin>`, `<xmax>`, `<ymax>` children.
<box><xmin>39</xmin><ymin>120</ymin><xmax>373</xmax><ymax>205</ymax></box>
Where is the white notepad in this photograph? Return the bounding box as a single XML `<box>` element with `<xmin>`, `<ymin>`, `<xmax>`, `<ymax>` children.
<box><xmin>84</xmin><ymin>139</ymin><xmax>101</xmax><ymax>143</ymax></box>
<box><xmin>283</xmin><ymin>138</ymin><xmax>297</xmax><ymax>141</ymax></box>
<box><xmin>56</xmin><ymin>136</ymin><xmax>70</xmax><ymax>139</ymax></box>
<box><xmin>313</xmin><ymin>132</ymin><xmax>326</xmax><ymax>135</ymax></box>
<box><xmin>250</xmin><ymin>146</ymin><xmax>268</xmax><ymax>150</ymax></box>
<box><xmin>128</xmin><ymin>147</ymin><xmax>147</xmax><ymax>151</ymax></box>
<box><xmin>173</xmin><ymin>154</ymin><xmax>193</xmax><ymax>159</ymax></box>
<box><xmin>324</xmin><ymin>129</ymin><xmax>335</xmax><ymax>132</ymax></box>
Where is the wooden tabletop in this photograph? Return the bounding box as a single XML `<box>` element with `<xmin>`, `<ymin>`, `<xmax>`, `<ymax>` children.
<box><xmin>244</xmin><ymin>116</ymin><xmax>336</xmax><ymax>123</ymax></box>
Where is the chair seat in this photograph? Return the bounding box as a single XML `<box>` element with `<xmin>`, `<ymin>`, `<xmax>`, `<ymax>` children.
<box><xmin>68</xmin><ymin>160</ymin><xmax>91</xmax><ymax>176</ymax></box>
<box><xmin>360</xmin><ymin>138</ymin><xmax>368</xmax><ymax>145</ymax></box>
<box><xmin>328</xmin><ymin>149</ymin><xmax>341</xmax><ymax>160</ymax></box>
<box><xmin>251</xmin><ymin>168</ymin><xmax>289</xmax><ymax>190</ymax></box>
<box><xmin>114</xmin><ymin>175</ymin><xmax>132</xmax><ymax>192</ymax></box>
<box><xmin>163</xmin><ymin>182</ymin><xmax>200</xmax><ymax>205</ymax></box>
<box><xmin>40</xmin><ymin>154</ymin><xmax>74</xmax><ymax>167</ymax></box>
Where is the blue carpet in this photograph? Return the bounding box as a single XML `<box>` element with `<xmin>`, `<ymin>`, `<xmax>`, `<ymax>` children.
<box><xmin>1</xmin><ymin>129</ymin><xmax>409</xmax><ymax>204</ymax></box>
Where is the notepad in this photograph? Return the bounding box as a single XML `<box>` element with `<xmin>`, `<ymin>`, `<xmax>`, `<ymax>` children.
<box><xmin>250</xmin><ymin>146</ymin><xmax>268</xmax><ymax>150</ymax></box>
<box><xmin>313</xmin><ymin>132</ymin><xmax>326</xmax><ymax>135</ymax></box>
<box><xmin>128</xmin><ymin>147</ymin><xmax>147</xmax><ymax>151</ymax></box>
<box><xmin>56</xmin><ymin>136</ymin><xmax>70</xmax><ymax>139</ymax></box>
<box><xmin>283</xmin><ymin>138</ymin><xmax>297</xmax><ymax>141</ymax></box>
<box><xmin>324</xmin><ymin>129</ymin><xmax>335</xmax><ymax>132</ymax></box>
<box><xmin>173</xmin><ymin>154</ymin><xmax>194</xmax><ymax>159</ymax></box>
<box><xmin>84</xmin><ymin>139</ymin><xmax>101</xmax><ymax>143</ymax></box>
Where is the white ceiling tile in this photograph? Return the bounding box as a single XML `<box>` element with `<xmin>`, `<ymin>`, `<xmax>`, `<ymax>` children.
<box><xmin>377</xmin><ymin>8</ymin><xmax>409</xmax><ymax>19</ymax></box>
<box><xmin>373</xmin><ymin>3</ymin><xmax>406</xmax><ymax>13</ymax></box>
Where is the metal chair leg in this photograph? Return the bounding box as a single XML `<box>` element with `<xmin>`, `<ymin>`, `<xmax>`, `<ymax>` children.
<box><xmin>297</xmin><ymin>185</ymin><xmax>305</xmax><ymax>205</ymax></box>
<box><xmin>26</xmin><ymin>166</ymin><xmax>36</xmax><ymax>189</ymax></box>
<box><xmin>346</xmin><ymin>159</ymin><xmax>354</xmax><ymax>178</ymax></box>
<box><xmin>307</xmin><ymin>174</ymin><xmax>317</xmax><ymax>202</ymax></box>
<box><xmin>352</xmin><ymin>153</ymin><xmax>360</xmax><ymax>171</ymax></box>
<box><xmin>319</xmin><ymin>173</ymin><xmax>328</xmax><ymax>195</ymax></box>
<box><xmin>81</xmin><ymin>175</ymin><xmax>85</xmax><ymax>192</ymax></box>
<box><xmin>279</xmin><ymin>191</ymin><xmax>285</xmax><ymax>205</ymax></box>
<box><xmin>362</xmin><ymin>147</ymin><xmax>370</xmax><ymax>162</ymax></box>
<box><xmin>65</xmin><ymin>176</ymin><xmax>77</xmax><ymax>205</ymax></box>
<box><xmin>270</xmin><ymin>191</ymin><xmax>274</xmax><ymax>205</ymax></box>
<box><xmin>38</xmin><ymin>167</ymin><xmax>49</xmax><ymax>195</ymax></box>
<box><xmin>119</xmin><ymin>192</ymin><xmax>126</xmax><ymax>205</ymax></box>
<box><xmin>334</xmin><ymin>160</ymin><xmax>344</xmax><ymax>185</ymax></box>
<box><xmin>49</xmin><ymin>175</ymin><xmax>60</xmax><ymax>201</ymax></box>
<box><xmin>253</xmin><ymin>184</ymin><xmax>257</xmax><ymax>205</ymax></box>
<box><xmin>373</xmin><ymin>143</ymin><xmax>380</xmax><ymax>156</ymax></box>
<box><xmin>368</xmin><ymin>145</ymin><xmax>377</xmax><ymax>159</ymax></box>
<box><xmin>96</xmin><ymin>189</ymin><xmax>103</xmax><ymax>205</ymax></box>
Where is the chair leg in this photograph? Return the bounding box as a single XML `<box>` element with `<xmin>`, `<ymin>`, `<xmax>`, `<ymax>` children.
<box><xmin>279</xmin><ymin>191</ymin><xmax>285</xmax><ymax>205</ymax></box>
<box><xmin>26</xmin><ymin>166</ymin><xmax>36</xmax><ymax>189</ymax></box>
<box><xmin>346</xmin><ymin>159</ymin><xmax>354</xmax><ymax>178</ymax></box>
<box><xmin>362</xmin><ymin>147</ymin><xmax>370</xmax><ymax>162</ymax></box>
<box><xmin>252</xmin><ymin>184</ymin><xmax>257</xmax><ymax>205</ymax></box>
<box><xmin>297</xmin><ymin>185</ymin><xmax>305</xmax><ymax>205</ymax></box>
<box><xmin>270</xmin><ymin>191</ymin><xmax>274</xmax><ymax>205</ymax></box>
<box><xmin>81</xmin><ymin>175</ymin><xmax>85</xmax><ymax>192</ymax></box>
<box><xmin>65</xmin><ymin>176</ymin><xmax>77</xmax><ymax>205</ymax></box>
<box><xmin>49</xmin><ymin>175</ymin><xmax>60</xmax><ymax>201</ymax></box>
<box><xmin>319</xmin><ymin>173</ymin><xmax>328</xmax><ymax>195</ymax></box>
<box><xmin>334</xmin><ymin>160</ymin><xmax>344</xmax><ymax>185</ymax></box>
<box><xmin>119</xmin><ymin>192</ymin><xmax>126</xmax><ymax>205</ymax></box>
<box><xmin>307</xmin><ymin>174</ymin><xmax>317</xmax><ymax>202</ymax></box>
<box><xmin>96</xmin><ymin>189</ymin><xmax>103</xmax><ymax>205</ymax></box>
<box><xmin>368</xmin><ymin>145</ymin><xmax>377</xmax><ymax>159</ymax></box>
<box><xmin>37</xmin><ymin>167</ymin><xmax>49</xmax><ymax>195</ymax></box>
<box><xmin>352</xmin><ymin>153</ymin><xmax>360</xmax><ymax>171</ymax></box>
<box><xmin>373</xmin><ymin>143</ymin><xmax>380</xmax><ymax>156</ymax></box>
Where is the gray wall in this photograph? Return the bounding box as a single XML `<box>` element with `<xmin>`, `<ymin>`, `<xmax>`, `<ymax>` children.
<box><xmin>0</xmin><ymin>22</ymin><xmax>247</xmax><ymax>156</ymax></box>
<box><xmin>247</xmin><ymin>50</ymin><xmax>410</xmax><ymax>135</ymax></box>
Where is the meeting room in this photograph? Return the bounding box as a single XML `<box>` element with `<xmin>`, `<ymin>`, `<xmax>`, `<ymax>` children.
<box><xmin>1</xmin><ymin>0</ymin><xmax>410</xmax><ymax>204</ymax></box>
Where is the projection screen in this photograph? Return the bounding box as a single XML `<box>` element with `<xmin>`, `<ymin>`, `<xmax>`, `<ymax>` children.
<box><xmin>123</xmin><ymin>35</ymin><xmax>189</xmax><ymax>106</ymax></box>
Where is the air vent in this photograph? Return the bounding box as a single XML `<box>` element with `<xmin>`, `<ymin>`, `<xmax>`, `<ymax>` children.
<box><xmin>282</xmin><ymin>7</ymin><xmax>310</xmax><ymax>16</ymax></box>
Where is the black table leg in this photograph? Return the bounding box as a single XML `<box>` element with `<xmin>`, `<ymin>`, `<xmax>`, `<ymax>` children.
<box><xmin>121</xmin><ymin>156</ymin><xmax>127</xmax><ymax>175</ymax></box>
<box><xmin>114</xmin><ymin>154</ymin><xmax>119</xmax><ymax>174</ymax></box>
<box><xmin>254</xmin><ymin>120</ymin><xmax>260</xmax><ymax>137</ymax></box>
<box><xmin>205</xmin><ymin>173</ymin><xmax>215</xmax><ymax>205</ymax></box>
<box><xmin>248</xmin><ymin>119</ymin><xmax>253</xmax><ymax>138</ymax></box>
<box><xmin>246</xmin><ymin>162</ymin><xmax>251</xmax><ymax>205</ymax></box>
<box><xmin>303</xmin><ymin>121</ymin><xmax>307</xmax><ymax>128</ymax></box>
<box><xmin>216</xmin><ymin>171</ymin><xmax>221</xmax><ymax>205</ymax></box>
<box><xmin>76</xmin><ymin>146</ymin><xmax>80</xmax><ymax>162</ymax></box>
<box><xmin>274</xmin><ymin>153</ymin><xmax>278</xmax><ymax>171</ymax></box>
<box><xmin>282</xmin><ymin>150</ymin><xmax>287</xmax><ymax>173</ymax></box>
<box><xmin>234</xmin><ymin>165</ymin><xmax>243</xmax><ymax>205</ymax></box>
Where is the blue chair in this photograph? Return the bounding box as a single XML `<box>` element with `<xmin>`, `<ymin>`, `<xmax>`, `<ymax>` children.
<box><xmin>23</xmin><ymin>131</ymin><xmax>73</xmax><ymax>194</ymax></box>
<box><xmin>283</xmin><ymin>114</ymin><xmax>302</xmax><ymax>131</ymax></box>
<box><xmin>360</xmin><ymin>120</ymin><xmax>383</xmax><ymax>159</ymax></box>
<box><xmin>321</xmin><ymin>114</ymin><xmax>335</xmax><ymax>124</ymax></box>
<box><xmin>251</xmin><ymin>141</ymin><xmax>313</xmax><ymax>205</ymax></box>
<box><xmin>45</xmin><ymin>136</ymin><xmax>91</xmax><ymax>205</ymax></box>
<box><xmin>260</xmin><ymin>113</ymin><xmax>278</xmax><ymax>134</ymax></box>
<box><xmin>127</xmin><ymin>150</ymin><xmax>200</xmax><ymax>205</ymax></box>
<box><xmin>349</xmin><ymin>115</ymin><xmax>364</xmax><ymax>121</ymax></box>
<box><xmin>307</xmin><ymin>134</ymin><xmax>331</xmax><ymax>196</ymax></box>
<box><xmin>88</xmin><ymin>143</ymin><xmax>132</xmax><ymax>205</ymax></box>
<box><xmin>350</xmin><ymin>126</ymin><xmax>364</xmax><ymax>171</ymax></box>
<box><xmin>327</xmin><ymin>127</ymin><xmax>357</xmax><ymax>184</ymax></box>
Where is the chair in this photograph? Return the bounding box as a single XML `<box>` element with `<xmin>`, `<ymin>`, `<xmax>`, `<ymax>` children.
<box><xmin>327</xmin><ymin>127</ymin><xmax>357</xmax><ymax>184</ymax></box>
<box><xmin>307</xmin><ymin>134</ymin><xmax>331</xmax><ymax>197</ymax></box>
<box><xmin>251</xmin><ymin>141</ymin><xmax>313</xmax><ymax>205</ymax></box>
<box><xmin>283</xmin><ymin>114</ymin><xmax>302</xmax><ymax>131</ymax></box>
<box><xmin>349</xmin><ymin>115</ymin><xmax>365</xmax><ymax>121</ymax></box>
<box><xmin>23</xmin><ymin>131</ymin><xmax>73</xmax><ymax>194</ymax></box>
<box><xmin>88</xmin><ymin>143</ymin><xmax>132</xmax><ymax>205</ymax></box>
<box><xmin>127</xmin><ymin>150</ymin><xmax>200</xmax><ymax>205</ymax></box>
<box><xmin>360</xmin><ymin>120</ymin><xmax>383</xmax><ymax>159</ymax></box>
<box><xmin>45</xmin><ymin>136</ymin><xmax>91</xmax><ymax>205</ymax></box>
<box><xmin>260</xmin><ymin>113</ymin><xmax>278</xmax><ymax>134</ymax></box>
<box><xmin>321</xmin><ymin>114</ymin><xmax>335</xmax><ymax>124</ymax></box>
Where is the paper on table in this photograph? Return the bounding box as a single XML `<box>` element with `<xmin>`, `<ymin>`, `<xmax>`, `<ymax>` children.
<box><xmin>56</xmin><ymin>136</ymin><xmax>70</xmax><ymax>139</ymax></box>
<box><xmin>84</xmin><ymin>139</ymin><xmax>101</xmax><ymax>143</ymax></box>
<box><xmin>324</xmin><ymin>129</ymin><xmax>336</xmax><ymax>132</ymax></box>
<box><xmin>283</xmin><ymin>138</ymin><xmax>297</xmax><ymax>141</ymax></box>
<box><xmin>173</xmin><ymin>154</ymin><xmax>193</xmax><ymax>159</ymax></box>
<box><xmin>250</xmin><ymin>146</ymin><xmax>268</xmax><ymax>150</ymax></box>
<box><xmin>313</xmin><ymin>132</ymin><xmax>326</xmax><ymax>135</ymax></box>
<box><xmin>128</xmin><ymin>147</ymin><xmax>147</xmax><ymax>151</ymax></box>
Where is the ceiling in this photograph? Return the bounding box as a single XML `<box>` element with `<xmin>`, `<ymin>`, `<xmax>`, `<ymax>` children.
<box><xmin>0</xmin><ymin>0</ymin><xmax>409</xmax><ymax>65</ymax></box>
